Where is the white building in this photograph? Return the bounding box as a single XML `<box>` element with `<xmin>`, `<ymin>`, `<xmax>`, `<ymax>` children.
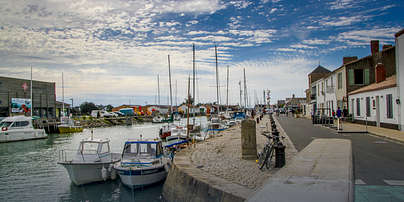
<box><xmin>348</xmin><ymin>75</ymin><xmax>398</xmax><ymax>129</ymax></box>
<box><xmin>396</xmin><ymin>29</ymin><xmax>404</xmax><ymax>130</ymax></box>
<box><xmin>324</xmin><ymin>73</ymin><xmax>337</xmax><ymax>116</ymax></box>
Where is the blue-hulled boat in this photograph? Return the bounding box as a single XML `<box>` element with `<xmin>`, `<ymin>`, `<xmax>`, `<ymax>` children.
<box><xmin>113</xmin><ymin>139</ymin><xmax>170</xmax><ymax>188</ymax></box>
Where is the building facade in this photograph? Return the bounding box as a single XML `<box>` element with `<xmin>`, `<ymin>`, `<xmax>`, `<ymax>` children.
<box><xmin>0</xmin><ymin>76</ymin><xmax>56</xmax><ymax>118</ymax></box>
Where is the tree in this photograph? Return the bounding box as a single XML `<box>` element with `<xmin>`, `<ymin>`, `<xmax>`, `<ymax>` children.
<box><xmin>80</xmin><ymin>102</ymin><xmax>98</xmax><ymax>115</ymax></box>
<box><xmin>105</xmin><ymin>104</ymin><xmax>114</xmax><ymax>111</ymax></box>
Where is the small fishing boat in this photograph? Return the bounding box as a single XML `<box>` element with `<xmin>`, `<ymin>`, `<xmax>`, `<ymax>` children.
<box><xmin>58</xmin><ymin>137</ymin><xmax>121</xmax><ymax>185</ymax></box>
<box><xmin>114</xmin><ymin>139</ymin><xmax>170</xmax><ymax>187</ymax></box>
<box><xmin>152</xmin><ymin>115</ymin><xmax>164</xmax><ymax>123</ymax></box>
<box><xmin>0</xmin><ymin>116</ymin><xmax>47</xmax><ymax>143</ymax></box>
<box><xmin>58</xmin><ymin>117</ymin><xmax>83</xmax><ymax>134</ymax></box>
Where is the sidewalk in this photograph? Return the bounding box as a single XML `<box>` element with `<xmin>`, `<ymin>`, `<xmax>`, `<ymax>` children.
<box><xmin>340</xmin><ymin>121</ymin><xmax>404</xmax><ymax>143</ymax></box>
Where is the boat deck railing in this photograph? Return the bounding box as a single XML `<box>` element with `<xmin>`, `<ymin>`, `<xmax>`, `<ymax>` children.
<box><xmin>58</xmin><ymin>149</ymin><xmax>117</xmax><ymax>163</ymax></box>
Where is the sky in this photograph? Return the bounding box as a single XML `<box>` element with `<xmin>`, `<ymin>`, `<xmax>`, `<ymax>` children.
<box><xmin>0</xmin><ymin>0</ymin><xmax>403</xmax><ymax>107</ymax></box>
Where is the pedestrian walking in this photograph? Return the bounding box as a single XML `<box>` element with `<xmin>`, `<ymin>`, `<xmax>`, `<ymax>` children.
<box><xmin>336</xmin><ymin>107</ymin><xmax>342</xmax><ymax>130</ymax></box>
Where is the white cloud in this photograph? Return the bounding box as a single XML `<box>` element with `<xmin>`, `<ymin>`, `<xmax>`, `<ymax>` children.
<box><xmin>290</xmin><ymin>44</ymin><xmax>317</xmax><ymax>49</ymax></box>
<box><xmin>229</xmin><ymin>0</ymin><xmax>253</xmax><ymax>9</ymax></box>
<box><xmin>320</xmin><ymin>15</ymin><xmax>365</xmax><ymax>26</ymax></box>
<box><xmin>277</xmin><ymin>48</ymin><xmax>295</xmax><ymax>52</ymax></box>
<box><xmin>302</xmin><ymin>39</ymin><xmax>331</xmax><ymax>45</ymax></box>
<box><xmin>337</xmin><ymin>27</ymin><xmax>400</xmax><ymax>45</ymax></box>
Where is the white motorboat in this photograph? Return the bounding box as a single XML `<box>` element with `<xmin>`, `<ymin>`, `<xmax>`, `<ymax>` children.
<box><xmin>114</xmin><ymin>139</ymin><xmax>170</xmax><ymax>187</ymax></box>
<box><xmin>0</xmin><ymin>116</ymin><xmax>47</xmax><ymax>143</ymax></box>
<box><xmin>152</xmin><ymin>115</ymin><xmax>164</xmax><ymax>123</ymax></box>
<box><xmin>58</xmin><ymin>138</ymin><xmax>121</xmax><ymax>186</ymax></box>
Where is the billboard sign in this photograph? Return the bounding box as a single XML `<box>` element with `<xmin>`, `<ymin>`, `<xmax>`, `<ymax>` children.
<box><xmin>11</xmin><ymin>98</ymin><xmax>31</xmax><ymax>113</ymax></box>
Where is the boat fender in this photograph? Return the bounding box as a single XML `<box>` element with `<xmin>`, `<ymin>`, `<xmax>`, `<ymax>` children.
<box><xmin>101</xmin><ymin>166</ymin><xmax>108</xmax><ymax>181</ymax></box>
<box><xmin>109</xmin><ymin>164</ymin><xmax>117</xmax><ymax>180</ymax></box>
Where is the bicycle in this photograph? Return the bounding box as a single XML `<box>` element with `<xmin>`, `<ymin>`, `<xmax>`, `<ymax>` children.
<box><xmin>257</xmin><ymin>132</ymin><xmax>284</xmax><ymax>170</ymax></box>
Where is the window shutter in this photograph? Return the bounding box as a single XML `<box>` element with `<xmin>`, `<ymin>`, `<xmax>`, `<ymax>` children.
<box><xmin>348</xmin><ymin>69</ymin><xmax>354</xmax><ymax>85</ymax></box>
<box><xmin>364</xmin><ymin>69</ymin><xmax>370</xmax><ymax>85</ymax></box>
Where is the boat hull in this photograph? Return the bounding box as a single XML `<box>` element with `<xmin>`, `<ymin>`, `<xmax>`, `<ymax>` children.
<box><xmin>116</xmin><ymin>166</ymin><xmax>167</xmax><ymax>187</ymax></box>
<box><xmin>58</xmin><ymin>161</ymin><xmax>119</xmax><ymax>186</ymax></box>
<box><xmin>0</xmin><ymin>129</ymin><xmax>47</xmax><ymax>143</ymax></box>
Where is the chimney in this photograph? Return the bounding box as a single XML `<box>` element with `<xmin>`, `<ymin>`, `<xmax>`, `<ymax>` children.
<box><xmin>375</xmin><ymin>63</ymin><xmax>386</xmax><ymax>83</ymax></box>
<box><xmin>343</xmin><ymin>56</ymin><xmax>358</xmax><ymax>65</ymax></box>
<box><xmin>382</xmin><ymin>44</ymin><xmax>393</xmax><ymax>50</ymax></box>
<box><xmin>371</xmin><ymin>40</ymin><xmax>379</xmax><ymax>55</ymax></box>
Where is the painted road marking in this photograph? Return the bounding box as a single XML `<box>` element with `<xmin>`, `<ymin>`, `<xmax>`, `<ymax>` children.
<box><xmin>355</xmin><ymin>179</ymin><xmax>366</xmax><ymax>185</ymax></box>
<box><xmin>373</xmin><ymin>141</ymin><xmax>388</xmax><ymax>144</ymax></box>
<box><xmin>384</xmin><ymin>180</ymin><xmax>404</xmax><ymax>186</ymax></box>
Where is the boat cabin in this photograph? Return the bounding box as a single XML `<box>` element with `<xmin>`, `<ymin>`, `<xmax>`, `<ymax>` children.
<box><xmin>76</xmin><ymin>138</ymin><xmax>112</xmax><ymax>162</ymax></box>
<box><xmin>0</xmin><ymin>116</ymin><xmax>34</xmax><ymax>131</ymax></box>
<box><xmin>122</xmin><ymin>140</ymin><xmax>163</xmax><ymax>159</ymax></box>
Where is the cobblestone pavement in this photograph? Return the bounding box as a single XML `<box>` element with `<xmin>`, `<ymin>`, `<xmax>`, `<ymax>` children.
<box><xmin>188</xmin><ymin>115</ymin><xmax>297</xmax><ymax>190</ymax></box>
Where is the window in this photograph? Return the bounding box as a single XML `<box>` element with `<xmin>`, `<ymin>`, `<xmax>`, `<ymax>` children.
<box><xmin>351</xmin><ymin>99</ymin><xmax>355</xmax><ymax>115</ymax></box>
<box><xmin>11</xmin><ymin>121</ymin><xmax>30</xmax><ymax>127</ymax></box>
<box><xmin>356</xmin><ymin>98</ymin><xmax>360</xmax><ymax>116</ymax></box>
<box><xmin>100</xmin><ymin>143</ymin><xmax>110</xmax><ymax>154</ymax></box>
<box><xmin>364</xmin><ymin>69</ymin><xmax>370</xmax><ymax>85</ymax></box>
<box><xmin>338</xmin><ymin>73</ymin><xmax>342</xmax><ymax>89</ymax></box>
<box><xmin>348</xmin><ymin>69</ymin><xmax>354</xmax><ymax>85</ymax></box>
<box><xmin>387</xmin><ymin>94</ymin><xmax>393</xmax><ymax>119</ymax></box>
<box><xmin>354</xmin><ymin>69</ymin><xmax>364</xmax><ymax>84</ymax></box>
<box><xmin>366</xmin><ymin>97</ymin><xmax>370</xmax><ymax>117</ymax></box>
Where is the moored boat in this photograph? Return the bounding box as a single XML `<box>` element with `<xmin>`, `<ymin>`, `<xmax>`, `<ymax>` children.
<box><xmin>58</xmin><ymin>117</ymin><xmax>83</xmax><ymax>134</ymax></box>
<box><xmin>58</xmin><ymin>137</ymin><xmax>121</xmax><ymax>185</ymax></box>
<box><xmin>0</xmin><ymin>116</ymin><xmax>47</xmax><ymax>143</ymax></box>
<box><xmin>114</xmin><ymin>139</ymin><xmax>170</xmax><ymax>188</ymax></box>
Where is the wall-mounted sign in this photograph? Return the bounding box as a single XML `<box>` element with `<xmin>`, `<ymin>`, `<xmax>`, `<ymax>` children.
<box><xmin>11</xmin><ymin>98</ymin><xmax>31</xmax><ymax>113</ymax></box>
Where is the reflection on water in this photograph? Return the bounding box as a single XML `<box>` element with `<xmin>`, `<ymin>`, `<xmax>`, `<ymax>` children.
<box><xmin>0</xmin><ymin>121</ymin><xmax>183</xmax><ymax>202</ymax></box>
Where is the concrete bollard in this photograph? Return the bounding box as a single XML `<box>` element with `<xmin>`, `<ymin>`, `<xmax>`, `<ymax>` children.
<box><xmin>241</xmin><ymin>119</ymin><xmax>257</xmax><ymax>160</ymax></box>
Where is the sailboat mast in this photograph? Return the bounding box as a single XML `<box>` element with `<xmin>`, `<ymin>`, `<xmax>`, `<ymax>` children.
<box><xmin>62</xmin><ymin>72</ymin><xmax>64</xmax><ymax>117</ymax></box>
<box><xmin>175</xmin><ymin>80</ymin><xmax>177</xmax><ymax>108</ymax></box>
<box><xmin>215</xmin><ymin>45</ymin><xmax>220</xmax><ymax>112</ymax></box>
<box><xmin>157</xmin><ymin>74</ymin><xmax>160</xmax><ymax>105</ymax></box>
<box><xmin>243</xmin><ymin>68</ymin><xmax>247</xmax><ymax>109</ymax></box>
<box><xmin>168</xmin><ymin>55</ymin><xmax>173</xmax><ymax>114</ymax></box>
<box><xmin>186</xmin><ymin>76</ymin><xmax>191</xmax><ymax>139</ymax></box>
<box><xmin>226</xmin><ymin>65</ymin><xmax>229</xmax><ymax>109</ymax></box>
<box><xmin>192</xmin><ymin>44</ymin><xmax>196</xmax><ymax>125</ymax></box>
<box><xmin>30</xmin><ymin>65</ymin><xmax>33</xmax><ymax>117</ymax></box>
<box><xmin>239</xmin><ymin>81</ymin><xmax>242</xmax><ymax>108</ymax></box>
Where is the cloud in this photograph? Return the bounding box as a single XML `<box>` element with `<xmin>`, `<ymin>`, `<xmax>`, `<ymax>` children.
<box><xmin>302</xmin><ymin>39</ymin><xmax>331</xmax><ymax>45</ymax></box>
<box><xmin>336</xmin><ymin>27</ymin><xmax>400</xmax><ymax>45</ymax></box>
<box><xmin>319</xmin><ymin>15</ymin><xmax>366</xmax><ymax>27</ymax></box>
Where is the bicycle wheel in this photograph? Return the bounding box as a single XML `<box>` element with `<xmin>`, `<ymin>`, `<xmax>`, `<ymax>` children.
<box><xmin>265</xmin><ymin>146</ymin><xmax>275</xmax><ymax>169</ymax></box>
<box><xmin>258</xmin><ymin>145</ymin><xmax>269</xmax><ymax>169</ymax></box>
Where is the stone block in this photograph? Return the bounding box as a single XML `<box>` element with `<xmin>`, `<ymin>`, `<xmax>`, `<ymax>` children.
<box><xmin>241</xmin><ymin>119</ymin><xmax>257</xmax><ymax>160</ymax></box>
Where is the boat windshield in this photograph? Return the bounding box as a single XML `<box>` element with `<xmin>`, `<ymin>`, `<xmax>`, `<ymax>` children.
<box><xmin>80</xmin><ymin>142</ymin><xmax>99</xmax><ymax>155</ymax></box>
<box><xmin>123</xmin><ymin>142</ymin><xmax>160</xmax><ymax>158</ymax></box>
<box><xmin>0</xmin><ymin>121</ymin><xmax>12</xmax><ymax>128</ymax></box>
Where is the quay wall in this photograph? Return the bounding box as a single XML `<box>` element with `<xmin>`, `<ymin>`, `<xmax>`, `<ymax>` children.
<box><xmin>162</xmin><ymin>149</ymin><xmax>250</xmax><ymax>202</ymax></box>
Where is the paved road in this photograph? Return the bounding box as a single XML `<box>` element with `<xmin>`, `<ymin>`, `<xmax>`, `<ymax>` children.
<box><xmin>277</xmin><ymin>115</ymin><xmax>404</xmax><ymax>201</ymax></box>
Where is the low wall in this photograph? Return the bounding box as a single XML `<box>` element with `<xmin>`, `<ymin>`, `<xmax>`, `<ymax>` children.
<box><xmin>162</xmin><ymin>149</ymin><xmax>251</xmax><ymax>202</ymax></box>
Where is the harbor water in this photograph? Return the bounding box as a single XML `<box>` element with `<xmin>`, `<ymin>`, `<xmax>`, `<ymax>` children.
<box><xmin>0</xmin><ymin>118</ymin><xmax>206</xmax><ymax>202</ymax></box>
